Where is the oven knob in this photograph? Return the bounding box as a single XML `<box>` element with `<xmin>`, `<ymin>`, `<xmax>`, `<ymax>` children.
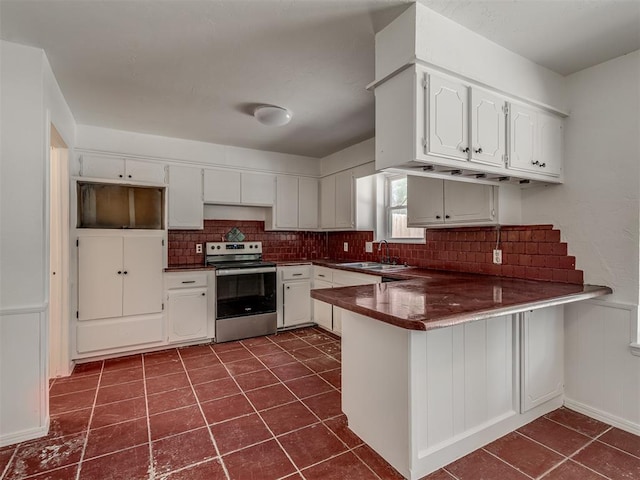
<box><xmin>216</xmin><ymin>245</ymin><xmax>221</xmax><ymax>250</ymax></box>
<box><xmin>249</xmin><ymin>245</ymin><xmax>253</xmax><ymax>249</ymax></box>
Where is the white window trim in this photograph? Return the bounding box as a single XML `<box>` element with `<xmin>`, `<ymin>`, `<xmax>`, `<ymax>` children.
<box><xmin>380</xmin><ymin>174</ymin><xmax>425</xmax><ymax>244</ymax></box>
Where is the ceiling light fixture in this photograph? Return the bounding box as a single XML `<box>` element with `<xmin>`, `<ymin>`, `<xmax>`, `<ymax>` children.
<box><xmin>253</xmin><ymin>105</ymin><xmax>292</xmax><ymax>127</ymax></box>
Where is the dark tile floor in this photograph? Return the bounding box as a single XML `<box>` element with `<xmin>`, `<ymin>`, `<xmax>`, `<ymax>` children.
<box><xmin>1</xmin><ymin>326</ymin><xmax>638</xmax><ymax>479</ymax></box>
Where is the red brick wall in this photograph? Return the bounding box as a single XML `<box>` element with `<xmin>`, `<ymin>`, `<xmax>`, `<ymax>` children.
<box><xmin>169</xmin><ymin>221</ymin><xmax>583</xmax><ymax>284</ymax></box>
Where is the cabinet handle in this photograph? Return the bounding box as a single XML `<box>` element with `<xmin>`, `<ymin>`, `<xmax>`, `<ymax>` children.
<box><xmin>461</xmin><ymin>147</ymin><xmax>470</xmax><ymax>153</ymax></box>
<box><xmin>182</xmin><ymin>280</ymin><xmax>196</xmax><ymax>284</ymax></box>
<box><xmin>117</xmin><ymin>271</ymin><xmax>122</xmax><ymax>275</ymax></box>
<box><xmin>318</xmin><ymin>274</ymin><xmax>325</xmax><ymax>277</ymax></box>
<box><xmin>292</xmin><ymin>273</ymin><xmax>303</xmax><ymax>276</ymax></box>
<box><xmin>539</xmin><ymin>162</ymin><xmax>546</xmax><ymax>168</ymax></box>
<box><xmin>474</xmin><ymin>147</ymin><xmax>483</xmax><ymax>154</ymax></box>
<box><xmin>435</xmin><ymin>215</ymin><xmax>441</xmax><ymax>220</ymax></box>
<box><xmin>531</xmin><ymin>160</ymin><xmax>540</xmax><ymax>166</ymax></box>
<box><xmin>123</xmin><ymin>271</ymin><xmax>128</xmax><ymax>275</ymax></box>
<box><xmin>445</xmin><ymin>215</ymin><xmax>450</xmax><ymax>219</ymax></box>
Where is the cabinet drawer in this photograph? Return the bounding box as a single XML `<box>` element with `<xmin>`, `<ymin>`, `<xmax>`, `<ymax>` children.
<box><xmin>313</xmin><ymin>266</ymin><xmax>333</xmax><ymax>282</ymax></box>
<box><xmin>164</xmin><ymin>272</ymin><xmax>208</xmax><ymax>289</ymax></box>
<box><xmin>280</xmin><ymin>265</ymin><xmax>311</xmax><ymax>281</ymax></box>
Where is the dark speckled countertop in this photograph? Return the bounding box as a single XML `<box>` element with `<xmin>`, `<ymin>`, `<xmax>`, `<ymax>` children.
<box><xmin>309</xmin><ymin>261</ymin><xmax>612</xmax><ymax>331</ymax></box>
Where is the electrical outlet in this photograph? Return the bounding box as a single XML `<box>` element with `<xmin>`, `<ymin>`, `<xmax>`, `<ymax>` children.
<box><xmin>196</xmin><ymin>244</ymin><xmax>203</xmax><ymax>254</ymax></box>
<box><xmin>343</xmin><ymin>242</ymin><xmax>349</xmax><ymax>252</ymax></box>
<box><xmin>492</xmin><ymin>249</ymin><xmax>502</xmax><ymax>264</ymax></box>
<box><xmin>365</xmin><ymin>242</ymin><xmax>373</xmax><ymax>253</ymax></box>
<box><xmin>493</xmin><ymin>286</ymin><xmax>503</xmax><ymax>303</ymax></box>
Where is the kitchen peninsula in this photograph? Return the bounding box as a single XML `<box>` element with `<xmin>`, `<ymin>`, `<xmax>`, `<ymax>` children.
<box><xmin>310</xmin><ymin>269</ymin><xmax>612</xmax><ymax>479</ymax></box>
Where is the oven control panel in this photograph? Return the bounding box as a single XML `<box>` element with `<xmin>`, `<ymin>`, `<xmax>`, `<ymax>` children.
<box><xmin>206</xmin><ymin>242</ymin><xmax>263</xmax><ymax>255</ymax></box>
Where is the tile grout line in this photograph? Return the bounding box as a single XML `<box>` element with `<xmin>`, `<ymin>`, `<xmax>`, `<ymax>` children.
<box><xmin>480</xmin><ymin>447</ymin><xmax>536</xmax><ymax>480</ymax></box>
<box><xmin>73</xmin><ymin>360</ymin><xmax>105</xmax><ymax>480</ymax></box>
<box><xmin>0</xmin><ymin>447</ymin><xmax>19</xmax><ymax>480</ymax></box>
<box><xmin>178</xmin><ymin>344</ymin><xmax>231</xmax><ymax>480</ymax></box>
<box><xmin>141</xmin><ymin>352</ymin><xmax>156</xmax><ymax>479</ymax></box>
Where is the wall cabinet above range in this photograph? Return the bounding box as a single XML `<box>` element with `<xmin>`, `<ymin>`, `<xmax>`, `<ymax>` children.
<box><xmin>374</xmin><ymin>65</ymin><xmax>565</xmax><ymax>185</ymax></box>
<box><xmin>80</xmin><ymin>154</ymin><xmax>167</xmax><ymax>184</ymax></box>
<box><xmin>203</xmin><ymin>169</ymin><xmax>275</xmax><ymax>206</ymax></box>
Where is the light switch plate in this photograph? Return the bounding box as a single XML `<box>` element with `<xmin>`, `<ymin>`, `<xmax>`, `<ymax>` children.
<box><xmin>365</xmin><ymin>242</ymin><xmax>373</xmax><ymax>253</ymax></box>
<box><xmin>343</xmin><ymin>242</ymin><xmax>349</xmax><ymax>252</ymax></box>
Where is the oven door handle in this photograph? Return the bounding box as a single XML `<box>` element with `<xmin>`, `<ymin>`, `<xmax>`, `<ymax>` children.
<box><xmin>216</xmin><ymin>267</ymin><xmax>277</xmax><ymax>276</ymax></box>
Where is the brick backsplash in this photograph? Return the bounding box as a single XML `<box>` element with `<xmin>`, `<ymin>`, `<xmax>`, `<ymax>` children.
<box><xmin>169</xmin><ymin>221</ymin><xmax>583</xmax><ymax>284</ymax></box>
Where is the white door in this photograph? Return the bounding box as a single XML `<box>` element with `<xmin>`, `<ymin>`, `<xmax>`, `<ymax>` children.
<box><xmin>444</xmin><ymin>181</ymin><xmax>495</xmax><ymax>224</ymax></box>
<box><xmin>78</xmin><ymin>236</ymin><xmax>123</xmax><ymax>321</ymax></box>
<box><xmin>320</xmin><ymin>175</ymin><xmax>336</xmax><ymax>228</ymax></box>
<box><xmin>241</xmin><ymin>173</ymin><xmax>275</xmax><ymax>205</ymax></box>
<box><xmin>407</xmin><ymin>176</ymin><xmax>445</xmax><ymax>225</ymax></box>
<box><xmin>521</xmin><ymin>307</ymin><xmax>564</xmax><ymax>412</ymax></box>
<box><xmin>508</xmin><ymin>104</ymin><xmax>537</xmax><ymax>172</ymax></box>
<box><xmin>203</xmin><ymin>169</ymin><xmax>241</xmax><ymax>204</ymax></box>
<box><xmin>125</xmin><ymin>159</ymin><xmax>166</xmax><ymax>183</ymax></box>
<box><xmin>334</xmin><ymin>170</ymin><xmax>354</xmax><ymax>229</ymax></box>
<box><xmin>122</xmin><ymin>236</ymin><xmax>163</xmax><ymax>317</ymax></box>
<box><xmin>283</xmin><ymin>281</ymin><xmax>311</xmax><ymax>327</ymax></box>
<box><xmin>428</xmin><ymin>75</ymin><xmax>469</xmax><ymax>161</ymax></box>
<box><xmin>298</xmin><ymin>177</ymin><xmax>319</xmax><ymax>229</ymax></box>
<box><xmin>81</xmin><ymin>155</ymin><xmax>125</xmax><ymax>180</ymax></box>
<box><xmin>312</xmin><ymin>280</ymin><xmax>333</xmax><ymax>331</ymax></box>
<box><xmin>537</xmin><ymin>112</ymin><xmax>563</xmax><ymax>177</ymax></box>
<box><xmin>168</xmin><ymin>165</ymin><xmax>203</xmax><ymax>229</ymax></box>
<box><xmin>168</xmin><ymin>287</ymin><xmax>208</xmax><ymax>342</ymax></box>
<box><xmin>275</xmin><ymin>176</ymin><xmax>299</xmax><ymax>229</ymax></box>
<box><xmin>470</xmin><ymin>88</ymin><xmax>506</xmax><ymax>167</ymax></box>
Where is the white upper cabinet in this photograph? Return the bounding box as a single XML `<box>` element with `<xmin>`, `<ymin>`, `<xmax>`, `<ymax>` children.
<box><xmin>267</xmin><ymin>176</ymin><xmax>319</xmax><ymax>231</ymax></box>
<box><xmin>407</xmin><ymin>176</ymin><xmax>445</xmax><ymax>225</ymax></box>
<box><xmin>203</xmin><ymin>169</ymin><xmax>241</xmax><ymax>204</ymax></box>
<box><xmin>81</xmin><ymin>155</ymin><xmax>166</xmax><ymax>184</ymax></box>
<box><xmin>428</xmin><ymin>75</ymin><xmax>469</xmax><ymax>161</ymax></box>
<box><xmin>298</xmin><ymin>177</ymin><xmax>319</xmax><ymax>229</ymax></box>
<box><xmin>320</xmin><ymin>175</ymin><xmax>337</xmax><ymax>229</ymax></box>
<box><xmin>241</xmin><ymin>173</ymin><xmax>275</xmax><ymax>205</ymax></box>
<box><xmin>168</xmin><ymin>165</ymin><xmax>203</xmax><ymax>229</ymax></box>
<box><xmin>334</xmin><ymin>170</ymin><xmax>354</xmax><ymax>229</ymax></box>
<box><xmin>275</xmin><ymin>175</ymin><xmax>299</xmax><ymax>229</ymax></box>
<box><xmin>508</xmin><ymin>104</ymin><xmax>562</xmax><ymax>177</ymax></box>
<box><xmin>470</xmin><ymin>88</ymin><xmax>506</xmax><ymax>168</ymax></box>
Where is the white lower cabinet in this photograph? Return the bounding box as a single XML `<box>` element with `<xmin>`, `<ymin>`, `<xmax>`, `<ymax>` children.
<box><xmin>520</xmin><ymin>306</ymin><xmax>564</xmax><ymax>412</ymax></box>
<box><xmin>312</xmin><ymin>279</ymin><xmax>333</xmax><ymax>330</ymax></box>
<box><xmin>278</xmin><ymin>265</ymin><xmax>312</xmax><ymax>328</ymax></box>
<box><xmin>165</xmin><ymin>272</ymin><xmax>209</xmax><ymax>343</ymax></box>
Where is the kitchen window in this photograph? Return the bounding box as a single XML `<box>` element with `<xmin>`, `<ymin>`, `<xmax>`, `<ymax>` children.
<box><xmin>384</xmin><ymin>175</ymin><xmax>424</xmax><ymax>242</ymax></box>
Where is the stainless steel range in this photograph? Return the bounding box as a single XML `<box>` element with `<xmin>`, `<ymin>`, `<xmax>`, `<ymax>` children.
<box><xmin>206</xmin><ymin>242</ymin><xmax>277</xmax><ymax>343</ymax></box>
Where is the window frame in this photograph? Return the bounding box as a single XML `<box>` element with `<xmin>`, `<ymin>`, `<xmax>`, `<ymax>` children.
<box><xmin>383</xmin><ymin>174</ymin><xmax>425</xmax><ymax>243</ymax></box>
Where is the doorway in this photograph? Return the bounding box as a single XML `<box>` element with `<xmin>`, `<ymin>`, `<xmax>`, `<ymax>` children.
<box><xmin>49</xmin><ymin>124</ymin><xmax>70</xmax><ymax>378</ymax></box>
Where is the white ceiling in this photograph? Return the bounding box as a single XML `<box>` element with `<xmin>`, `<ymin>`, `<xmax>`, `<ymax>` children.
<box><xmin>1</xmin><ymin>0</ymin><xmax>639</xmax><ymax>158</ymax></box>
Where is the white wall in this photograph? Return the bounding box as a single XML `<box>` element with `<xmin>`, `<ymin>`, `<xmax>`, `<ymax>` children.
<box><xmin>76</xmin><ymin>125</ymin><xmax>320</xmax><ymax>177</ymax></box>
<box><xmin>521</xmin><ymin>50</ymin><xmax>640</xmax><ymax>433</ymax></box>
<box><xmin>0</xmin><ymin>40</ymin><xmax>76</xmax><ymax>446</ymax></box>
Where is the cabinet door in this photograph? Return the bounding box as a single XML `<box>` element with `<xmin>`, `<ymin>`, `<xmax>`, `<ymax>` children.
<box><xmin>334</xmin><ymin>170</ymin><xmax>354</xmax><ymax>229</ymax></box>
<box><xmin>508</xmin><ymin>104</ymin><xmax>537</xmax><ymax>172</ymax></box>
<box><xmin>78</xmin><ymin>236</ymin><xmax>123</xmax><ymax>321</ymax></box>
<box><xmin>444</xmin><ymin>181</ymin><xmax>495</xmax><ymax>224</ymax></box>
<box><xmin>167</xmin><ymin>287</ymin><xmax>208</xmax><ymax>342</ymax></box>
<box><xmin>521</xmin><ymin>307</ymin><xmax>564</xmax><ymax>412</ymax></box>
<box><xmin>320</xmin><ymin>176</ymin><xmax>336</xmax><ymax>228</ymax></box>
<box><xmin>81</xmin><ymin>155</ymin><xmax>125</xmax><ymax>180</ymax></box>
<box><xmin>407</xmin><ymin>176</ymin><xmax>445</xmax><ymax>225</ymax></box>
<box><xmin>203</xmin><ymin>169</ymin><xmax>241</xmax><ymax>204</ymax></box>
<box><xmin>275</xmin><ymin>176</ymin><xmax>299</xmax><ymax>229</ymax></box>
<box><xmin>312</xmin><ymin>279</ymin><xmax>333</xmax><ymax>330</ymax></box>
<box><xmin>125</xmin><ymin>159</ymin><xmax>166</xmax><ymax>183</ymax></box>
<box><xmin>538</xmin><ymin>112</ymin><xmax>563</xmax><ymax>176</ymax></box>
<box><xmin>470</xmin><ymin>88</ymin><xmax>506</xmax><ymax>167</ymax></box>
<box><xmin>168</xmin><ymin>165</ymin><xmax>203</xmax><ymax>229</ymax></box>
<box><xmin>428</xmin><ymin>75</ymin><xmax>469</xmax><ymax>161</ymax></box>
<box><xmin>283</xmin><ymin>281</ymin><xmax>311</xmax><ymax>327</ymax></box>
<box><xmin>241</xmin><ymin>173</ymin><xmax>275</xmax><ymax>205</ymax></box>
<box><xmin>122</xmin><ymin>236</ymin><xmax>163</xmax><ymax>317</ymax></box>
<box><xmin>298</xmin><ymin>177</ymin><xmax>319</xmax><ymax>229</ymax></box>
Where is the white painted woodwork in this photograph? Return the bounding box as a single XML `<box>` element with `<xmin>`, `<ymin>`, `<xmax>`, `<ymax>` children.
<box><xmin>241</xmin><ymin>172</ymin><xmax>275</xmax><ymax>205</ymax></box>
<box><xmin>331</xmin><ymin>270</ymin><xmax>380</xmax><ymax>335</ymax></box>
<box><xmin>298</xmin><ymin>177</ymin><xmax>319</xmax><ymax>229</ymax></box>
<box><xmin>508</xmin><ymin>104</ymin><xmax>537</xmax><ymax>172</ymax></box>
<box><xmin>313</xmin><ymin>266</ymin><xmax>334</xmax><ymax>282</ymax></box>
<box><xmin>284</xmin><ymin>281</ymin><xmax>312</xmax><ymax>327</ymax></box>
<box><xmin>275</xmin><ymin>175</ymin><xmax>299</xmax><ymax>229</ymax></box>
<box><xmin>320</xmin><ymin>175</ymin><xmax>336</xmax><ymax>228</ymax></box>
<box><xmin>78</xmin><ymin>236</ymin><xmax>123</xmax><ymax>321</ymax></box>
<box><xmin>537</xmin><ymin>111</ymin><xmax>563</xmax><ymax>176</ymax></box>
<box><xmin>312</xmin><ymin>279</ymin><xmax>333</xmax><ymax>330</ymax></box>
<box><xmin>76</xmin><ymin>314</ymin><xmax>164</xmax><ymax>354</ymax></box>
<box><xmin>334</xmin><ymin>170</ymin><xmax>354</xmax><ymax>229</ymax></box>
<box><xmin>342</xmin><ymin>308</ymin><xmax>564</xmax><ymax>479</ymax></box>
<box><xmin>521</xmin><ymin>307</ymin><xmax>565</xmax><ymax>412</ymax></box>
<box><xmin>471</xmin><ymin>88</ymin><xmax>506</xmax><ymax>167</ymax></box>
<box><xmin>168</xmin><ymin>165</ymin><xmax>203</xmax><ymax>229</ymax></box>
<box><xmin>428</xmin><ymin>75</ymin><xmax>469</xmax><ymax>161</ymax></box>
<box><xmin>444</xmin><ymin>181</ymin><xmax>495</xmax><ymax>224</ymax></box>
<box><xmin>203</xmin><ymin>168</ymin><xmax>240</xmax><ymax>204</ymax></box>
<box><xmin>81</xmin><ymin>155</ymin><xmax>166</xmax><ymax>183</ymax></box>
<box><xmin>167</xmin><ymin>287</ymin><xmax>208</xmax><ymax>343</ymax></box>
<box><xmin>122</xmin><ymin>236</ymin><xmax>163</xmax><ymax>317</ymax></box>
<box><xmin>407</xmin><ymin>176</ymin><xmax>495</xmax><ymax>226</ymax></box>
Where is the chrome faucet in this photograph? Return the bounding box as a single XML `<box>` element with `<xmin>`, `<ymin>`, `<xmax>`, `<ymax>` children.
<box><xmin>378</xmin><ymin>240</ymin><xmax>391</xmax><ymax>264</ymax></box>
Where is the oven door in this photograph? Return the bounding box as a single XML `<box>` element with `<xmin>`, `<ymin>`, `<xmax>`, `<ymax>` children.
<box><xmin>215</xmin><ymin>267</ymin><xmax>277</xmax><ymax>320</ymax></box>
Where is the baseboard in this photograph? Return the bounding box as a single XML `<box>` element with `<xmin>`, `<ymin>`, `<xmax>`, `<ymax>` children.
<box><xmin>0</xmin><ymin>421</ymin><xmax>49</xmax><ymax>448</ymax></box>
<box><xmin>564</xmin><ymin>398</ymin><xmax>640</xmax><ymax>436</ymax></box>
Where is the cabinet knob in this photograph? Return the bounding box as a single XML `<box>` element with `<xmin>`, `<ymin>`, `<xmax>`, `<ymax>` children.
<box><xmin>286</xmin><ymin>286</ymin><xmax>290</xmax><ymax>290</ymax></box>
<box><xmin>531</xmin><ymin>160</ymin><xmax>540</xmax><ymax>166</ymax></box>
<box><xmin>117</xmin><ymin>271</ymin><xmax>122</xmax><ymax>275</ymax></box>
<box><xmin>128</xmin><ymin>174</ymin><xmax>132</xmax><ymax>178</ymax></box>
<box><xmin>445</xmin><ymin>215</ymin><xmax>450</xmax><ymax>219</ymax></box>
<box><xmin>435</xmin><ymin>215</ymin><xmax>441</xmax><ymax>220</ymax></box>
<box><xmin>123</xmin><ymin>271</ymin><xmax>128</xmax><ymax>275</ymax></box>
<box><xmin>118</xmin><ymin>174</ymin><xmax>123</xmax><ymax>178</ymax></box>
<box><xmin>474</xmin><ymin>147</ymin><xmax>483</xmax><ymax>154</ymax></box>
<box><xmin>461</xmin><ymin>147</ymin><xmax>470</xmax><ymax>153</ymax></box>
<box><xmin>201</xmin><ymin>292</ymin><xmax>205</xmax><ymax>296</ymax></box>
<box><xmin>539</xmin><ymin>162</ymin><xmax>546</xmax><ymax>168</ymax></box>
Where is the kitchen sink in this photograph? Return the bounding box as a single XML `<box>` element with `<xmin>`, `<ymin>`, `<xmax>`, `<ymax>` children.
<box><xmin>339</xmin><ymin>262</ymin><xmax>410</xmax><ymax>271</ymax></box>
